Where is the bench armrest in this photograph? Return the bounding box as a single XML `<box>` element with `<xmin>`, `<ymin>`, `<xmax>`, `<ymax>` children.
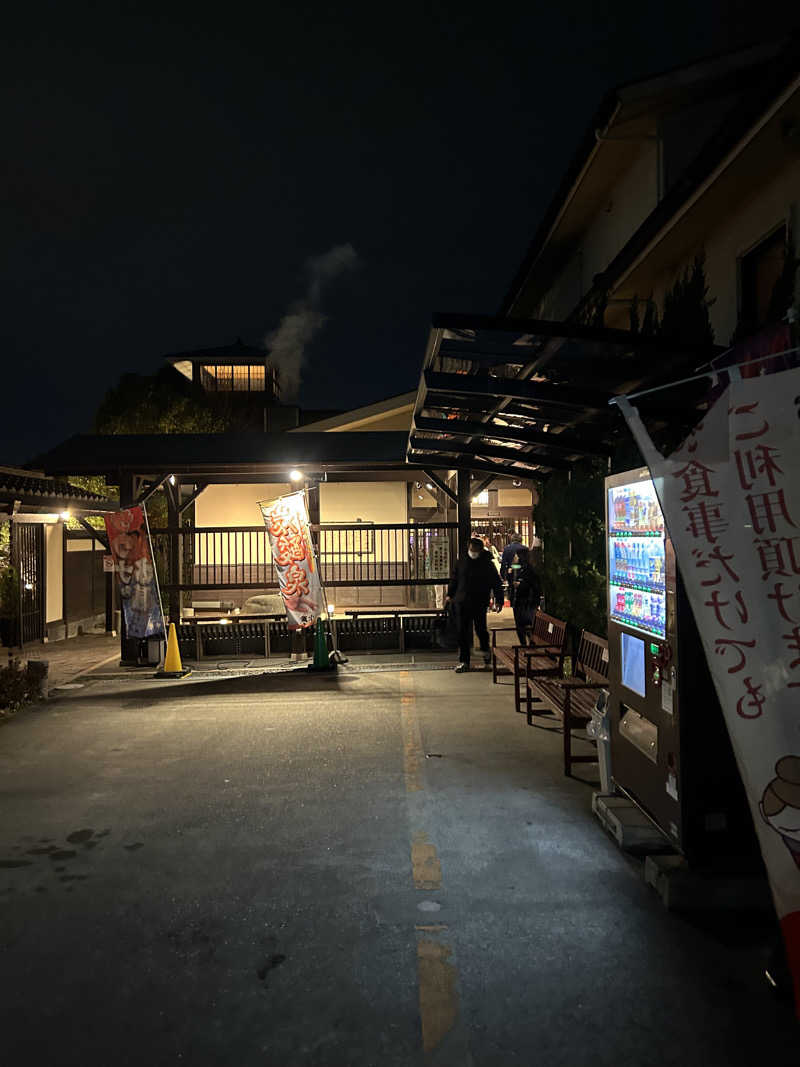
<box><xmin>513</xmin><ymin>644</ymin><xmax>562</xmax><ymax>656</ymax></box>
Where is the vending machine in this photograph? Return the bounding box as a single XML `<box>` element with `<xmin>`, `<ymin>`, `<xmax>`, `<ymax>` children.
<box><xmin>606</xmin><ymin>467</ymin><xmax>757</xmax><ymax>865</ymax></box>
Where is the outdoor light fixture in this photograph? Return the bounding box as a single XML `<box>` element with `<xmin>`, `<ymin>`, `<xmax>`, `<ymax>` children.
<box><xmin>289</xmin><ymin>469</ymin><xmax>303</xmax><ymax>482</ymax></box>
<box><xmin>512</xmin><ymin>480</ymin><xmax>522</xmax><ymax>488</ymax></box>
<box><xmin>24</xmin><ymin>582</ymin><xmax>33</xmax><ymax>591</ymax></box>
<box><xmin>328</xmin><ymin>603</ymin><xmax>335</xmax><ymax>615</ymax></box>
<box><xmin>169</xmin><ymin>475</ymin><xmax>176</xmax><ymax>485</ymax></box>
<box><xmin>425</xmin><ymin>483</ymin><xmax>434</xmax><ymax>491</ymax></box>
<box><xmin>60</xmin><ymin>510</ymin><xmax>71</xmax><ymax>520</ymax></box>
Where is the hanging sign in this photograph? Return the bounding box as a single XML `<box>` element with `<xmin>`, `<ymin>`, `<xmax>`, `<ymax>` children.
<box><xmin>103</xmin><ymin>506</ymin><xmax>164</xmax><ymax>638</ymax></box>
<box><xmin>617</xmin><ymin>365</ymin><xmax>800</xmax><ymax>1014</ymax></box>
<box><xmin>259</xmin><ymin>492</ymin><xmax>323</xmax><ymax>630</ymax></box>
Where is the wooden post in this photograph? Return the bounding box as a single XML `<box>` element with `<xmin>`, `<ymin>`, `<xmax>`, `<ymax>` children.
<box><xmin>456</xmin><ymin>469</ymin><xmax>472</xmax><ymax>558</ymax></box>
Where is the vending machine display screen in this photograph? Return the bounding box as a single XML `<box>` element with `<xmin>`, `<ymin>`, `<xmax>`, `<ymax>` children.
<box><xmin>608</xmin><ymin>478</ymin><xmax>666</xmax><ymax>638</ymax></box>
<box><xmin>620</xmin><ymin>632</ymin><xmax>646</xmax><ymax>697</ymax></box>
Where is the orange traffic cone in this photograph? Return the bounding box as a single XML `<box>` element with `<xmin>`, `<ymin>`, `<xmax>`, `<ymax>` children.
<box><xmin>156</xmin><ymin>623</ymin><xmax>191</xmax><ymax>679</ymax></box>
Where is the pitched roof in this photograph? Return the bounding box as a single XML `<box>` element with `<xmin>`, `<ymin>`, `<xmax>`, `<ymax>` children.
<box><xmin>0</xmin><ymin>466</ymin><xmax>116</xmax><ymax>512</ymax></box>
<box><xmin>163</xmin><ymin>338</ymin><xmax>268</xmax><ymax>363</ymax></box>
<box><xmin>500</xmin><ymin>35</ymin><xmax>800</xmax><ymax>316</ymax></box>
<box><xmin>33</xmin><ymin>432</ymin><xmax>413</xmax><ymax>478</ymax></box>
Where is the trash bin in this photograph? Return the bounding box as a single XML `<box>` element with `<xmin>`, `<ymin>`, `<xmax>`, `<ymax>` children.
<box><xmin>587</xmin><ymin>689</ymin><xmax>612</xmax><ymax>794</ymax></box>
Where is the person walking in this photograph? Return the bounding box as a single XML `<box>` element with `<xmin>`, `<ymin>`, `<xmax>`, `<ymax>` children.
<box><xmin>500</xmin><ymin>537</ymin><xmax>527</xmax><ymax>606</ymax></box>
<box><xmin>446</xmin><ymin>536</ymin><xmax>504</xmax><ymax>673</ymax></box>
<box><xmin>511</xmin><ymin>546</ymin><xmax>542</xmax><ymax>645</ymax></box>
<box><xmin>483</xmin><ymin>535</ymin><xmax>502</xmax><ymax>573</ymax></box>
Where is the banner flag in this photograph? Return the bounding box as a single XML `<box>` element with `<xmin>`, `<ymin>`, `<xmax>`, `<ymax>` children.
<box><xmin>259</xmin><ymin>492</ymin><xmax>323</xmax><ymax>630</ymax></box>
<box><xmin>616</xmin><ymin>366</ymin><xmax>800</xmax><ymax>1013</ymax></box>
<box><xmin>104</xmin><ymin>506</ymin><xmax>165</xmax><ymax>639</ymax></box>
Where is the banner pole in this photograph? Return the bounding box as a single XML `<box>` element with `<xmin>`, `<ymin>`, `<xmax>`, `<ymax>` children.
<box><xmin>142</xmin><ymin>502</ymin><xmax>167</xmax><ymax>666</ymax></box>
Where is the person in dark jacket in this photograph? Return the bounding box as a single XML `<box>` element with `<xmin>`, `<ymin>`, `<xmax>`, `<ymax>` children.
<box><xmin>446</xmin><ymin>536</ymin><xmax>504</xmax><ymax>673</ymax></box>
<box><xmin>500</xmin><ymin>539</ymin><xmax>527</xmax><ymax>605</ymax></box>
<box><xmin>511</xmin><ymin>547</ymin><xmax>542</xmax><ymax>644</ymax></box>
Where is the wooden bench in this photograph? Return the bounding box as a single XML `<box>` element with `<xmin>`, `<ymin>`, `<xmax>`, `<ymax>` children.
<box><xmin>491</xmin><ymin>611</ymin><xmax>567</xmax><ymax>714</ymax></box>
<box><xmin>526</xmin><ymin>630</ymin><xmax>609</xmax><ymax>776</ymax></box>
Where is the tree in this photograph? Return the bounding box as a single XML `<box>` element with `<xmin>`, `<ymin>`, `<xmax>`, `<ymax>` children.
<box><xmin>94</xmin><ymin>368</ymin><xmax>229</xmax><ymax>435</ymax></box>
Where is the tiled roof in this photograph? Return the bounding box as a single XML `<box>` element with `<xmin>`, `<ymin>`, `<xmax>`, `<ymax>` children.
<box><xmin>0</xmin><ymin>466</ymin><xmax>111</xmax><ymax>505</ymax></box>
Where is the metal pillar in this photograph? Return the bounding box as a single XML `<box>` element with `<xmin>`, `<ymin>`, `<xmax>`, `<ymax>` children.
<box><xmin>456</xmin><ymin>469</ymin><xmax>472</xmax><ymax>557</ymax></box>
<box><xmin>166</xmin><ymin>477</ymin><xmax>181</xmax><ymax>624</ymax></box>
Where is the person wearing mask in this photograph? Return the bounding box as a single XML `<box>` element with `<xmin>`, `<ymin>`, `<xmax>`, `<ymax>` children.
<box><xmin>446</xmin><ymin>536</ymin><xmax>504</xmax><ymax>673</ymax></box>
<box><xmin>511</xmin><ymin>546</ymin><xmax>542</xmax><ymax>644</ymax></box>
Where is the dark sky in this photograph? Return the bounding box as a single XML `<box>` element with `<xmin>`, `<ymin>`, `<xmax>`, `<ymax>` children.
<box><xmin>3</xmin><ymin>2</ymin><xmax>792</xmax><ymax>463</ymax></box>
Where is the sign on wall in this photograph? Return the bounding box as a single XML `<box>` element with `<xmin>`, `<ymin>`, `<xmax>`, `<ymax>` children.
<box><xmin>103</xmin><ymin>507</ymin><xmax>164</xmax><ymax>639</ymax></box>
<box><xmin>617</xmin><ymin>364</ymin><xmax>800</xmax><ymax>1014</ymax></box>
<box><xmin>259</xmin><ymin>492</ymin><xmax>323</xmax><ymax>630</ymax></box>
<box><xmin>427</xmin><ymin>534</ymin><xmax>451</xmax><ymax>579</ymax></box>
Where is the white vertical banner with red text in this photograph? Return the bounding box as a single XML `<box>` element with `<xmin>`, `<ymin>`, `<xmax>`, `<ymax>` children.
<box><xmin>617</xmin><ymin>366</ymin><xmax>800</xmax><ymax>1013</ymax></box>
<box><xmin>259</xmin><ymin>492</ymin><xmax>323</xmax><ymax>630</ymax></box>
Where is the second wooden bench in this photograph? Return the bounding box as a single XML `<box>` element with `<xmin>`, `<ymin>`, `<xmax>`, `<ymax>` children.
<box><xmin>525</xmin><ymin>629</ymin><xmax>609</xmax><ymax>776</ymax></box>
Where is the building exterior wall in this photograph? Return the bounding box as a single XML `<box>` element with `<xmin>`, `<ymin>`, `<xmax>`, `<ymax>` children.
<box><xmin>45</xmin><ymin>523</ymin><xmax>63</xmax><ymax>624</ymax></box>
<box><xmin>319</xmin><ymin>482</ymin><xmax>407</xmax><ymax>525</ymax></box>
<box><xmin>497</xmin><ymin>488</ymin><xmax>532</xmax><ymax>507</ymax></box>
<box><xmin>540</xmin><ymin>143</ymin><xmax>660</xmax><ymax>320</ymax></box>
<box><xmin>702</xmin><ymin>160</ymin><xmax>799</xmax><ymax>346</ymax></box>
<box><xmin>608</xmin><ymin>157</ymin><xmax>800</xmax><ymax>345</ymax></box>
<box><xmin>196</xmin><ymin>483</ymin><xmax>292</xmax><ymax>528</ymax></box>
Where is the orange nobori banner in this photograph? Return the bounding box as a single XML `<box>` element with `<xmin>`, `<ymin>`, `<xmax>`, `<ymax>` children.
<box><xmin>258</xmin><ymin>492</ymin><xmax>323</xmax><ymax>631</ymax></box>
<box><xmin>103</xmin><ymin>506</ymin><xmax>165</xmax><ymax>639</ymax></box>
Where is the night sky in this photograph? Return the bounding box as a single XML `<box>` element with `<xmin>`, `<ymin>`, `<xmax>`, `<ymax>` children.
<box><xmin>3</xmin><ymin>2</ymin><xmax>793</xmax><ymax>464</ymax></box>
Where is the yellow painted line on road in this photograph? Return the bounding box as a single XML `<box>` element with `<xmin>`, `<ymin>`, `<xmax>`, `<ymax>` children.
<box><xmin>400</xmin><ymin>691</ymin><xmax>424</xmax><ymax>793</ymax></box>
<box><xmin>400</xmin><ymin>677</ymin><xmax>467</xmax><ymax>1058</ymax></box>
<box><xmin>411</xmin><ymin>831</ymin><xmax>443</xmax><ymax>890</ymax></box>
<box><xmin>416</xmin><ymin>934</ymin><xmax>460</xmax><ymax>1055</ymax></box>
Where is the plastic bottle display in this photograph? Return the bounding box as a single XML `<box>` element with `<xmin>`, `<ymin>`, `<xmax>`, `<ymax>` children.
<box><xmin>608</xmin><ymin>479</ymin><xmax>666</xmax><ymax>637</ymax></box>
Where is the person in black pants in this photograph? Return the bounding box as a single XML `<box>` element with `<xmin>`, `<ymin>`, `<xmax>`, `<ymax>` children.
<box><xmin>511</xmin><ymin>547</ymin><xmax>542</xmax><ymax>644</ymax></box>
<box><xmin>446</xmin><ymin>536</ymin><xmax>504</xmax><ymax>673</ymax></box>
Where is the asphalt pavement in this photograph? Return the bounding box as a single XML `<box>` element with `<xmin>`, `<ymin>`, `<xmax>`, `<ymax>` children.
<box><xmin>0</xmin><ymin>662</ymin><xmax>795</xmax><ymax>1066</ymax></box>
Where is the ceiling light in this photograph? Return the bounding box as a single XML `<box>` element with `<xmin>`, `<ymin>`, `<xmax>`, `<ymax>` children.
<box><xmin>289</xmin><ymin>469</ymin><xmax>303</xmax><ymax>482</ymax></box>
<box><xmin>60</xmin><ymin>510</ymin><xmax>71</xmax><ymax>520</ymax></box>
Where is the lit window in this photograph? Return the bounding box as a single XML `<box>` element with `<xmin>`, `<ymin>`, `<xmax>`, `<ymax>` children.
<box><xmin>472</xmin><ymin>490</ymin><xmax>489</xmax><ymax>505</ymax></box>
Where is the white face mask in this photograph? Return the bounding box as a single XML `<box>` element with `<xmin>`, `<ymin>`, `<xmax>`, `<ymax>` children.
<box><xmin>468</xmin><ymin>549</ymin><xmax>480</xmax><ymax>560</ymax></box>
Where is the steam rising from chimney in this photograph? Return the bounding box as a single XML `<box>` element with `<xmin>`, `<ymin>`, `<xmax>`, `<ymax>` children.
<box><xmin>266</xmin><ymin>243</ymin><xmax>359</xmax><ymax>398</ymax></box>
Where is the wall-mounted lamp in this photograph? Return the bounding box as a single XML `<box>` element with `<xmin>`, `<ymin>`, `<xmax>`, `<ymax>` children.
<box><xmin>289</xmin><ymin>470</ymin><xmax>303</xmax><ymax>482</ymax></box>
<box><xmin>60</xmin><ymin>510</ymin><xmax>71</xmax><ymax>520</ymax></box>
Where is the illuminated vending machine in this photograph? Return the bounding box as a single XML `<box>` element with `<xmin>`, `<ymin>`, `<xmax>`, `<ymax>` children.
<box><xmin>606</xmin><ymin>467</ymin><xmax>756</xmax><ymax>864</ymax></box>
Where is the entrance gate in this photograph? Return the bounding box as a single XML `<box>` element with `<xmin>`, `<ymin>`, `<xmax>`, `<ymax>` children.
<box><xmin>13</xmin><ymin>523</ymin><xmax>45</xmax><ymax>645</ymax></box>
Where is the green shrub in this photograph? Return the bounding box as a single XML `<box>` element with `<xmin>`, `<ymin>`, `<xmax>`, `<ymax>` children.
<box><xmin>0</xmin><ymin>655</ymin><xmax>48</xmax><ymax>717</ymax></box>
